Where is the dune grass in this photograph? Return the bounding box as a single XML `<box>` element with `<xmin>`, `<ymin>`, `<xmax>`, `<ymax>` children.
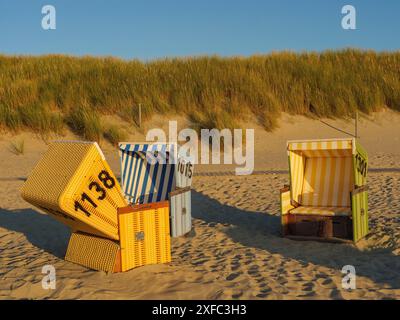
<box><xmin>0</xmin><ymin>49</ymin><xmax>399</xmax><ymax>139</ymax></box>
<box><xmin>103</xmin><ymin>124</ymin><xmax>127</xmax><ymax>146</ymax></box>
<box><xmin>9</xmin><ymin>139</ymin><xmax>25</xmax><ymax>155</ymax></box>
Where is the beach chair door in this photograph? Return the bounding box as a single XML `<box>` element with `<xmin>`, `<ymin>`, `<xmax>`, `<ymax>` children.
<box><xmin>351</xmin><ymin>189</ymin><xmax>369</xmax><ymax>242</ymax></box>
<box><xmin>169</xmin><ymin>187</ymin><xmax>192</xmax><ymax>237</ymax></box>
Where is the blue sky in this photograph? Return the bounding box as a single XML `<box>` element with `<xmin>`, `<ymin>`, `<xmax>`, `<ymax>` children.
<box><xmin>0</xmin><ymin>0</ymin><xmax>399</xmax><ymax>60</ymax></box>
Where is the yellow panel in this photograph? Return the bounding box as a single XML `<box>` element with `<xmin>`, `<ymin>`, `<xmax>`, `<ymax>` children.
<box><xmin>280</xmin><ymin>190</ymin><xmax>293</xmax><ymax>215</ymax></box>
<box><xmin>21</xmin><ymin>141</ymin><xmax>127</xmax><ymax>240</ymax></box>
<box><xmin>65</xmin><ymin>232</ymin><xmax>121</xmax><ymax>273</ymax></box>
<box><xmin>290</xmin><ymin>206</ymin><xmax>351</xmax><ymax>216</ymax></box>
<box><xmin>118</xmin><ymin>201</ymin><xmax>171</xmax><ymax>272</ymax></box>
<box><xmin>289</xmin><ymin>151</ymin><xmax>305</xmax><ymax>204</ymax></box>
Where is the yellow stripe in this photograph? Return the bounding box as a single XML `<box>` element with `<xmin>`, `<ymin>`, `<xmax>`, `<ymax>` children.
<box><xmin>298</xmin><ymin>154</ymin><xmax>304</xmax><ymax>202</ymax></box>
<box><xmin>291</xmin><ymin>152</ymin><xmax>304</xmax><ymax>203</ymax></box>
<box><xmin>293</xmin><ymin>153</ymin><xmax>299</xmax><ymax>201</ymax></box>
<box><xmin>341</xmin><ymin>158</ymin><xmax>352</xmax><ymax>206</ymax></box>
<box><xmin>322</xmin><ymin>157</ymin><xmax>333</xmax><ymax>206</ymax></box>
<box><xmin>312</xmin><ymin>157</ymin><xmax>321</xmax><ymax>206</ymax></box>
<box><xmin>326</xmin><ymin>152</ymin><xmax>337</xmax><ymax>205</ymax></box>
<box><xmin>290</xmin><ymin>152</ymin><xmax>296</xmax><ymax>200</ymax></box>
<box><xmin>301</xmin><ymin>159</ymin><xmax>312</xmax><ymax>204</ymax></box>
<box><xmin>316</xmin><ymin>158</ymin><xmax>328</xmax><ymax>206</ymax></box>
<box><xmin>309</xmin><ymin>159</ymin><xmax>318</xmax><ymax>205</ymax></box>
<box><xmin>337</xmin><ymin>158</ymin><xmax>346</xmax><ymax>206</ymax></box>
<box><xmin>320</xmin><ymin>142</ymin><xmax>328</xmax><ymax>157</ymax></box>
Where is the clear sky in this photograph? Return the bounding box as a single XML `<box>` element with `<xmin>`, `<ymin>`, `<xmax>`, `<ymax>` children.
<box><xmin>0</xmin><ymin>0</ymin><xmax>399</xmax><ymax>60</ymax></box>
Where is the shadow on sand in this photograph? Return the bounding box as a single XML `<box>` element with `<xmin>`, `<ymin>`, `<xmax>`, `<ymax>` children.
<box><xmin>1</xmin><ymin>192</ymin><xmax>399</xmax><ymax>292</ymax></box>
<box><xmin>191</xmin><ymin>190</ymin><xmax>400</xmax><ymax>291</ymax></box>
<box><xmin>0</xmin><ymin>208</ymin><xmax>70</xmax><ymax>259</ymax></box>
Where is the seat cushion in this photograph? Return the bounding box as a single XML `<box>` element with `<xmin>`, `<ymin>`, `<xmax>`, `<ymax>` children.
<box><xmin>290</xmin><ymin>206</ymin><xmax>351</xmax><ymax>217</ymax></box>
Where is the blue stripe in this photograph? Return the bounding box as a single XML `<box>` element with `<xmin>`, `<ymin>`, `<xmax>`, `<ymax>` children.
<box><xmin>125</xmin><ymin>144</ymin><xmax>139</xmax><ymax>199</ymax></box>
<box><xmin>128</xmin><ymin>144</ymin><xmax>144</xmax><ymax>201</ymax></box>
<box><xmin>120</xmin><ymin>143</ymin><xmax>180</xmax><ymax>204</ymax></box>
<box><xmin>132</xmin><ymin>144</ymin><xmax>148</xmax><ymax>203</ymax></box>
<box><xmin>157</xmin><ymin>150</ymin><xmax>168</xmax><ymax>201</ymax></box>
<box><xmin>121</xmin><ymin>144</ymin><xmax>131</xmax><ymax>188</ymax></box>
<box><xmin>148</xmin><ymin>144</ymin><xmax>165</xmax><ymax>203</ymax></box>
<box><xmin>138</xmin><ymin>144</ymin><xmax>158</xmax><ymax>203</ymax></box>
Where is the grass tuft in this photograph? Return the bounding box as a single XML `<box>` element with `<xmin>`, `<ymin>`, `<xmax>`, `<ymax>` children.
<box><xmin>9</xmin><ymin>139</ymin><xmax>25</xmax><ymax>155</ymax></box>
<box><xmin>103</xmin><ymin>125</ymin><xmax>127</xmax><ymax>146</ymax></box>
<box><xmin>65</xmin><ymin>106</ymin><xmax>102</xmax><ymax>142</ymax></box>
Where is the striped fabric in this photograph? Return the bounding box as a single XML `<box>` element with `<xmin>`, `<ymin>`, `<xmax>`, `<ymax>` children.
<box><xmin>290</xmin><ymin>206</ymin><xmax>351</xmax><ymax>217</ymax></box>
<box><xmin>287</xmin><ymin>138</ymin><xmax>355</xmax><ymax>208</ymax></box>
<box><xmin>301</xmin><ymin>157</ymin><xmax>353</xmax><ymax>207</ymax></box>
<box><xmin>288</xmin><ymin>139</ymin><xmax>353</xmax><ymax>154</ymax></box>
<box><xmin>289</xmin><ymin>151</ymin><xmax>305</xmax><ymax>204</ymax></box>
<box><xmin>301</xmin><ymin>149</ymin><xmax>352</xmax><ymax>158</ymax></box>
<box><xmin>119</xmin><ymin>143</ymin><xmax>177</xmax><ymax>204</ymax></box>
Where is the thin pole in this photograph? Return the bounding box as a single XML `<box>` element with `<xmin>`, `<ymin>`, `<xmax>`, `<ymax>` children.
<box><xmin>355</xmin><ymin>110</ymin><xmax>358</xmax><ymax>139</ymax></box>
<box><xmin>138</xmin><ymin>103</ymin><xmax>142</xmax><ymax>128</ymax></box>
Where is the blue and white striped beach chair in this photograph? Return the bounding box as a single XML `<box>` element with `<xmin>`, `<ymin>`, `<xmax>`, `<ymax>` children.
<box><xmin>118</xmin><ymin>143</ymin><xmax>193</xmax><ymax>237</ymax></box>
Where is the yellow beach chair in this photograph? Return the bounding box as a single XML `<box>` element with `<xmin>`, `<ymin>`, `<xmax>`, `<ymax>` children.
<box><xmin>21</xmin><ymin>141</ymin><xmax>126</xmax><ymax>240</ymax></box>
<box><xmin>280</xmin><ymin>138</ymin><xmax>368</xmax><ymax>243</ymax></box>
<box><xmin>21</xmin><ymin>141</ymin><xmax>171</xmax><ymax>272</ymax></box>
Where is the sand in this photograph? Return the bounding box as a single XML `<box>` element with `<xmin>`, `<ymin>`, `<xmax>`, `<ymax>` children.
<box><xmin>0</xmin><ymin>110</ymin><xmax>399</xmax><ymax>299</ymax></box>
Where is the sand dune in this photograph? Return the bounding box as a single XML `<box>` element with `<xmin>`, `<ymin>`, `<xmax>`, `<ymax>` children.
<box><xmin>0</xmin><ymin>111</ymin><xmax>399</xmax><ymax>299</ymax></box>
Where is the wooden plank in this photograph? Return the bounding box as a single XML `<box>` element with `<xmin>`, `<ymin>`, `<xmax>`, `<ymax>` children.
<box><xmin>169</xmin><ymin>186</ymin><xmax>191</xmax><ymax>197</ymax></box>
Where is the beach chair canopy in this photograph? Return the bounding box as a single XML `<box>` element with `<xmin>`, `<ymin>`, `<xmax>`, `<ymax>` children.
<box><xmin>119</xmin><ymin>143</ymin><xmax>193</xmax><ymax>204</ymax></box>
<box><xmin>287</xmin><ymin>138</ymin><xmax>365</xmax><ymax>211</ymax></box>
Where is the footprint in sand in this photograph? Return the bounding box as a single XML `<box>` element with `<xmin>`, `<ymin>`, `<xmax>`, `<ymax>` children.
<box><xmin>226</xmin><ymin>272</ymin><xmax>241</xmax><ymax>281</ymax></box>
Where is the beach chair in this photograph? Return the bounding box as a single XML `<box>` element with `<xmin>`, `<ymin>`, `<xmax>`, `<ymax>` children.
<box><xmin>118</xmin><ymin>143</ymin><xmax>194</xmax><ymax>237</ymax></box>
<box><xmin>280</xmin><ymin>138</ymin><xmax>368</xmax><ymax>243</ymax></box>
<box><xmin>21</xmin><ymin>141</ymin><xmax>127</xmax><ymax>240</ymax></box>
<box><xmin>21</xmin><ymin>141</ymin><xmax>171</xmax><ymax>272</ymax></box>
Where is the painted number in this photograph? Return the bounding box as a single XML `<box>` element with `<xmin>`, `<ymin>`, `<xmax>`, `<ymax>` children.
<box><xmin>74</xmin><ymin>201</ymin><xmax>91</xmax><ymax>217</ymax></box>
<box><xmin>355</xmin><ymin>154</ymin><xmax>367</xmax><ymax>177</ymax></box>
<box><xmin>74</xmin><ymin>170</ymin><xmax>115</xmax><ymax>217</ymax></box>
<box><xmin>98</xmin><ymin>170</ymin><xmax>116</xmax><ymax>189</ymax></box>
<box><xmin>89</xmin><ymin>181</ymin><xmax>106</xmax><ymax>200</ymax></box>
<box><xmin>178</xmin><ymin>160</ymin><xmax>193</xmax><ymax>179</ymax></box>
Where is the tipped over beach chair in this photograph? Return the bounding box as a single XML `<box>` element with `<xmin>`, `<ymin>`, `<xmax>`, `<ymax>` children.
<box><xmin>118</xmin><ymin>143</ymin><xmax>194</xmax><ymax>237</ymax></box>
<box><xmin>280</xmin><ymin>138</ymin><xmax>369</xmax><ymax>243</ymax></box>
<box><xmin>21</xmin><ymin>141</ymin><xmax>171</xmax><ymax>272</ymax></box>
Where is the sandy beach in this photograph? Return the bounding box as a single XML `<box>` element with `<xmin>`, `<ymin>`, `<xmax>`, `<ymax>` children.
<box><xmin>1</xmin><ymin>110</ymin><xmax>399</xmax><ymax>299</ymax></box>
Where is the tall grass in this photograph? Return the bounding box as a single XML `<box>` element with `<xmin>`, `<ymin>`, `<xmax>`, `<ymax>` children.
<box><xmin>0</xmin><ymin>50</ymin><xmax>399</xmax><ymax>138</ymax></box>
<box><xmin>103</xmin><ymin>124</ymin><xmax>127</xmax><ymax>146</ymax></box>
<box><xmin>65</xmin><ymin>106</ymin><xmax>102</xmax><ymax>141</ymax></box>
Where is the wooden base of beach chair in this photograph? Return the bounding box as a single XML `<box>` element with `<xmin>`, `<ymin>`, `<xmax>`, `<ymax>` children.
<box><xmin>283</xmin><ymin>214</ymin><xmax>353</xmax><ymax>242</ymax></box>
